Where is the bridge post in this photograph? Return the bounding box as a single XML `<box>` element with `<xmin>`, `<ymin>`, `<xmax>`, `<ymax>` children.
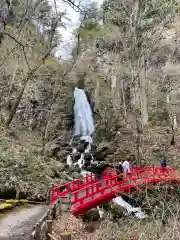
<box><xmin>51</xmin><ymin>184</ymin><xmax>55</xmax><ymax>201</ymax></box>
<box><xmin>34</xmin><ymin>222</ymin><xmax>41</xmax><ymax>240</ymax></box>
<box><xmin>51</xmin><ymin>203</ymin><xmax>56</xmax><ymax>219</ymax></box>
<box><xmin>46</xmin><ymin>220</ymin><xmax>53</xmax><ymax>240</ymax></box>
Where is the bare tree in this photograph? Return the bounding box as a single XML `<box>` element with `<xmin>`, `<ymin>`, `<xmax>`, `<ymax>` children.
<box><xmin>1</xmin><ymin>0</ymin><xmax>67</xmax><ymax>128</ymax></box>
<box><xmin>101</xmin><ymin>0</ymin><xmax>178</xmax><ymax>161</ymax></box>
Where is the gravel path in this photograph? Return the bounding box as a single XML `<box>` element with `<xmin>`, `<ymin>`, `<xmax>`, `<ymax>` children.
<box><xmin>0</xmin><ymin>205</ymin><xmax>48</xmax><ymax>240</ymax></box>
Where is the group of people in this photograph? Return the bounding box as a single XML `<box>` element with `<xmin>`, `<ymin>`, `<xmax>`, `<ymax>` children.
<box><xmin>116</xmin><ymin>154</ymin><xmax>167</xmax><ymax>175</ymax></box>
<box><xmin>116</xmin><ymin>155</ymin><xmax>137</xmax><ymax>174</ymax></box>
<box><xmin>116</xmin><ymin>155</ymin><xmax>146</xmax><ymax>175</ymax></box>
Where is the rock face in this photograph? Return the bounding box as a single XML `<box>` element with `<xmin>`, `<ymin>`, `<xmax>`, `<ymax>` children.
<box><xmin>43</xmin><ymin>132</ymin><xmax>116</xmax><ymax>179</ymax></box>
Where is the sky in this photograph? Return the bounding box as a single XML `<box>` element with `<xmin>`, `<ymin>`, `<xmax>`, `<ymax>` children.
<box><xmin>52</xmin><ymin>0</ymin><xmax>104</xmax><ymax>58</ymax></box>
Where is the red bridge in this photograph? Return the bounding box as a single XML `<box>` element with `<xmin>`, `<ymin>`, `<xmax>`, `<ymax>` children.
<box><xmin>50</xmin><ymin>166</ymin><xmax>180</xmax><ymax>216</ymax></box>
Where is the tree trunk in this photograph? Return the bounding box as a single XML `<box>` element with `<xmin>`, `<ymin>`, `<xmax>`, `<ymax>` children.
<box><xmin>121</xmin><ymin>79</ymin><xmax>127</xmax><ymax>122</ymax></box>
<box><xmin>4</xmin><ymin>50</ymin><xmax>52</xmax><ymax>128</ymax></box>
<box><xmin>94</xmin><ymin>77</ymin><xmax>100</xmax><ymax>108</ymax></box>
<box><xmin>135</xmin><ymin>111</ymin><xmax>142</xmax><ymax>163</ymax></box>
<box><xmin>5</xmin><ymin>78</ymin><xmax>29</xmax><ymax>128</ymax></box>
<box><xmin>139</xmin><ymin>60</ymin><xmax>148</xmax><ymax>127</ymax></box>
<box><xmin>15</xmin><ymin>185</ymin><xmax>20</xmax><ymax>200</ymax></box>
<box><xmin>42</xmin><ymin>89</ymin><xmax>59</xmax><ymax>141</ymax></box>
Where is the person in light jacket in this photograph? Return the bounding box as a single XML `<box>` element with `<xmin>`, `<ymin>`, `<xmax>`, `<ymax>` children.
<box><xmin>122</xmin><ymin>160</ymin><xmax>131</xmax><ymax>173</ymax></box>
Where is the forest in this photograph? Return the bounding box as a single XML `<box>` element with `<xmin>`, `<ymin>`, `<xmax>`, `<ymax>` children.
<box><xmin>1</xmin><ymin>0</ymin><xmax>180</xmax><ymax>239</ymax></box>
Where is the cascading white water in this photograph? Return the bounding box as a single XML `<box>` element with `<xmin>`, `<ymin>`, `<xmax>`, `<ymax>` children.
<box><xmin>73</xmin><ymin>87</ymin><xmax>94</xmax><ymax>137</ymax></box>
<box><xmin>66</xmin><ymin>87</ymin><xmax>94</xmax><ymax>176</ymax></box>
<box><xmin>112</xmin><ymin>196</ymin><xmax>147</xmax><ymax>219</ymax></box>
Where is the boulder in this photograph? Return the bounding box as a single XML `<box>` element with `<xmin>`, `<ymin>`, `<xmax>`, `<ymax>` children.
<box><xmin>72</xmin><ymin>164</ymin><xmax>81</xmax><ymax>173</ymax></box>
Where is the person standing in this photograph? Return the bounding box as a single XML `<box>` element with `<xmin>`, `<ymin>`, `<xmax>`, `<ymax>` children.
<box><xmin>161</xmin><ymin>156</ymin><xmax>167</xmax><ymax>168</ymax></box>
<box><xmin>116</xmin><ymin>162</ymin><xmax>123</xmax><ymax>182</ymax></box>
<box><xmin>122</xmin><ymin>159</ymin><xmax>131</xmax><ymax>173</ymax></box>
<box><xmin>116</xmin><ymin>162</ymin><xmax>123</xmax><ymax>174</ymax></box>
<box><xmin>140</xmin><ymin>158</ymin><xmax>146</xmax><ymax>168</ymax></box>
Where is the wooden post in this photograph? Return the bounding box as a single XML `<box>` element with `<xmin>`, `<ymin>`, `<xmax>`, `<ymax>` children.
<box><xmin>46</xmin><ymin>220</ymin><xmax>53</xmax><ymax>240</ymax></box>
<box><xmin>46</xmin><ymin>188</ymin><xmax>51</xmax><ymax>204</ymax></box>
<box><xmin>51</xmin><ymin>203</ymin><xmax>56</xmax><ymax>219</ymax></box>
<box><xmin>34</xmin><ymin>222</ymin><xmax>41</xmax><ymax>240</ymax></box>
<box><xmin>57</xmin><ymin>198</ymin><xmax>62</xmax><ymax>216</ymax></box>
<box><xmin>60</xmin><ymin>231</ymin><xmax>72</xmax><ymax>240</ymax></box>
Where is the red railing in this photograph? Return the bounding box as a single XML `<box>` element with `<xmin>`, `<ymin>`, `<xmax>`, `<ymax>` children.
<box><xmin>50</xmin><ymin>166</ymin><xmax>180</xmax><ymax>215</ymax></box>
<box><xmin>70</xmin><ymin>167</ymin><xmax>180</xmax><ymax>215</ymax></box>
<box><xmin>51</xmin><ymin>174</ymin><xmax>97</xmax><ymax>202</ymax></box>
<box><xmin>51</xmin><ymin>168</ymin><xmax>119</xmax><ymax>202</ymax></box>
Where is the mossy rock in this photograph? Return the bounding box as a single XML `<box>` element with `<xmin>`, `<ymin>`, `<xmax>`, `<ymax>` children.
<box><xmin>0</xmin><ymin>203</ymin><xmax>13</xmax><ymax>210</ymax></box>
<box><xmin>5</xmin><ymin>199</ymin><xmax>18</xmax><ymax>204</ymax></box>
<box><xmin>19</xmin><ymin>199</ymin><xmax>28</xmax><ymax>204</ymax></box>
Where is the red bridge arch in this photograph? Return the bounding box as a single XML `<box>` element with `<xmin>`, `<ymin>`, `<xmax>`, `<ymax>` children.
<box><xmin>50</xmin><ymin>166</ymin><xmax>180</xmax><ymax>216</ymax></box>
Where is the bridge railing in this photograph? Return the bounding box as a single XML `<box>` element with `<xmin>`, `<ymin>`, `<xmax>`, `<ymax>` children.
<box><xmin>70</xmin><ymin>167</ymin><xmax>180</xmax><ymax>215</ymax></box>
<box><xmin>50</xmin><ymin>166</ymin><xmax>180</xmax><ymax>208</ymax></box>
<box><xmin>51</xmin><ymin>174</ymin><xmax>97</xmax><ymax>201</ymax></box>
<box><xmin>51</xmin><ymin>168</ymin><xmax>120</xmax><ymax>202</ymax></box>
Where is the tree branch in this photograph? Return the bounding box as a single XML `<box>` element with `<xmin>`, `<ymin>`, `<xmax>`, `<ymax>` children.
<box><xmin>4</xmin><ymin>32</ymin><xmax>31</xmax><ymax>71</ymax></box>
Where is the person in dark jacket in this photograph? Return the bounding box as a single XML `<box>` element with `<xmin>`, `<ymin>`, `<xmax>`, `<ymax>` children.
<box><xmin>161</xmin><ymin>156</ymin><xmax>167</xmax><ymax>168</ymax></box>
<box><xmin>116</xmin><ymin>162</ymin><xmax>123</xmax><ymax>182</ymax></box>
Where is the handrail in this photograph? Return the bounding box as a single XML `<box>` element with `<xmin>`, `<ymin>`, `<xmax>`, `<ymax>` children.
<box><xmin>51</xmin><ymin>173</ymin><xmax>97</xmax><ymax>201</ymax></box>
<box><xmin>50</xmin><ymin>166</ymin><xmax>180</xmax><ymax>216</ymax></box>
<box><xmin>70</xmin><ymin>167</ymin><xmax>180</xmax><ymax>215</ymax></box>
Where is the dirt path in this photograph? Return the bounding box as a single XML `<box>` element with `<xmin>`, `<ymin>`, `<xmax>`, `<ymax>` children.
<box><xmin>0</xmin><ymin>205</ymin><xmax>48</xmax><ymax>240</ymax></box>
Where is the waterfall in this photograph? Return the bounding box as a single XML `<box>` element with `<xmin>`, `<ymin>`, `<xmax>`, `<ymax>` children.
<box><xmin>66</xmin><ymin>87</ymin><xmax>95</xmax><ymax>176</ymax></box>
<box><xmin>73</xmin><ymin>87</ymin><xmax>94</xmax><ymax>137</ymax></box>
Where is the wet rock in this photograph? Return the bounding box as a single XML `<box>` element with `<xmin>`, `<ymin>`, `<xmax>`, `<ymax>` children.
<box><xmin>75</xmin><ymin>143</ymin><xmax>86</xmax><ymax>153</ymax></box>
<box><xmin>73</xmin><ymin>135</ymin><xmax>81</xmax><ymax>142</ymax></box>
<box><xmin>84</xmin><ymin>152</ymin><xmax>93</xmax><ymax>162</ymax></box>
<box><xmin>73</xmin><ymin>164</ymin><xmax>81</xmax><ymax>173</ymax></box>
<box><xmin>71</xmin><ymin>152</ymin><xmax>81</xmax><ymax>162</ymax></box>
